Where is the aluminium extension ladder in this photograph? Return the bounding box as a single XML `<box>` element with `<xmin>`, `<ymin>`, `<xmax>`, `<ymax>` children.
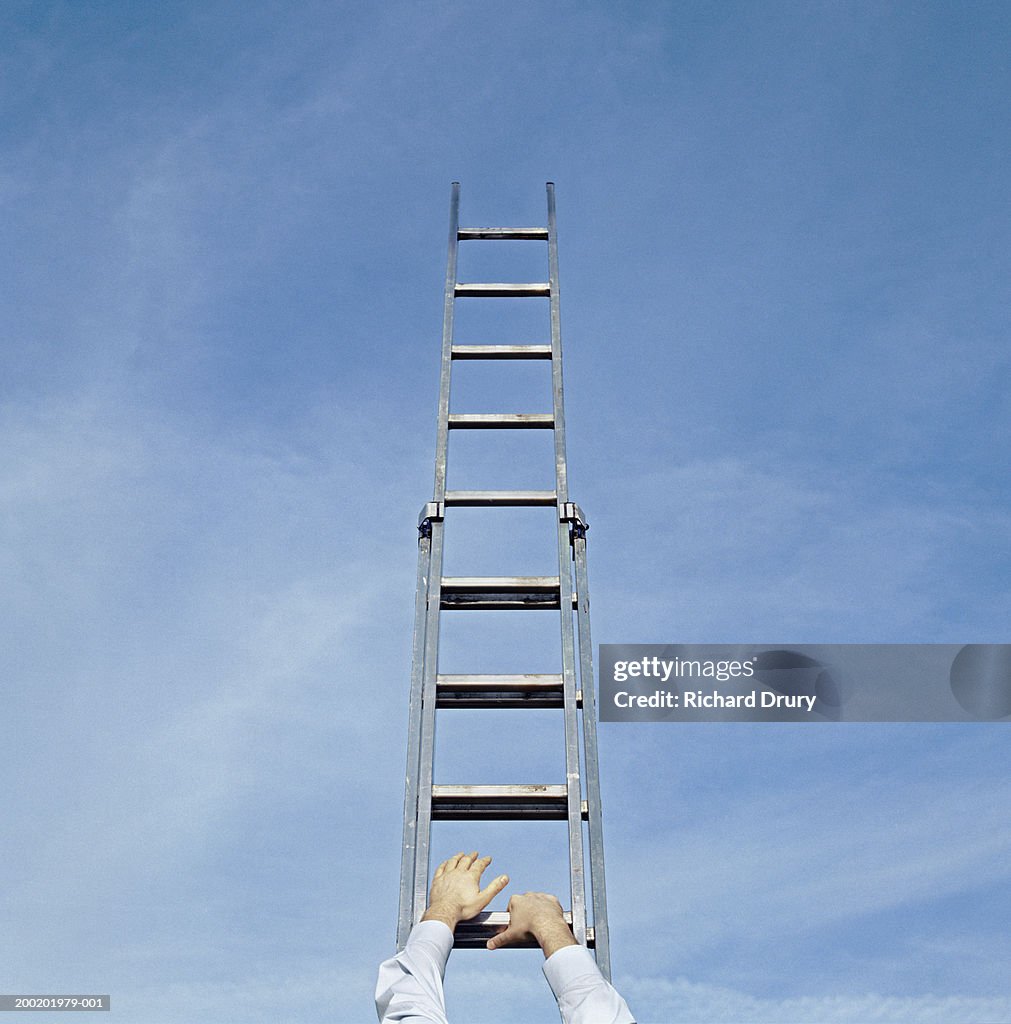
<box><xmin>397</xmin><ymin>182</ymin><xmax>611</xmax><ymax>980</ymax></box>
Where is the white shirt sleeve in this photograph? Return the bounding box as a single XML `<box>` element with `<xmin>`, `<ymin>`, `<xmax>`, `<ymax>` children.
<box><xmin>375</xmin><ymin>921</ymin><xmax>454</xmax><ymax>1024</ymax></box>
<box><xmin>542</xmin><ymin>944</ymin><xmax>636</xmax><ymax>1024</ymax></box>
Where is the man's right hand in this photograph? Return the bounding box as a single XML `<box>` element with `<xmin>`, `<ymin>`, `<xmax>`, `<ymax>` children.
<box><xmin>486</xmin><ymin>892</ymin><xmax>579</xmax><ymax>958</ymax></box>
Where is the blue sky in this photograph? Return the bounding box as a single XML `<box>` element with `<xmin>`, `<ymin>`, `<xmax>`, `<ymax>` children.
<box><xmin>2</xmin><ymin>2</ymin><xmax>1009</xmax><ymax>1022</ymax></box>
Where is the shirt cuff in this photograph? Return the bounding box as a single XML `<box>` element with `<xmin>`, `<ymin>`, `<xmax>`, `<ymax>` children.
<box><xmin>405</xmin><ymin>920</ymin><xmax>455</xmax><ymax>974</ymax></box>
<box><xmin>541</xmin><ymin>941</ymin><xmax>600</xmax><ymax>994</ymax></box>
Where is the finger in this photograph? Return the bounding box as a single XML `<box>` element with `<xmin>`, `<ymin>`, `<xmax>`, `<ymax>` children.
<box><xmin>463</xmin><ymin>850</ymin><xmax>479</xmax><ymax>869</ymax></box>
<box><xmin>472</xmin><ymin>854</ymin><xmax>493</xmax><ymax>878</ymax></box>
<box><xmin>446</xmin><ymin>851</ymin><xmax>465</xmax><ymax>871</ymax></box>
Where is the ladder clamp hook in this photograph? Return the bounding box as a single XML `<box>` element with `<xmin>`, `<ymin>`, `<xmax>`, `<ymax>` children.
<box><xmin>560</xmin><ymin>501</ymin><xmax>589</xmax><ymax>539</ymax></box>
<box><xmin>417</xmin><ymin>501</ymin><xmax>445</xmax><ymax>538</ymax></box>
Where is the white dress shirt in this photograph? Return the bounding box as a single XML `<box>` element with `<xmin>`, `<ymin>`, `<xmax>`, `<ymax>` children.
<box><xmin>375</xmin><ymin>921</ymin><xmax>635</xmax><ymax>1023</ymax></box>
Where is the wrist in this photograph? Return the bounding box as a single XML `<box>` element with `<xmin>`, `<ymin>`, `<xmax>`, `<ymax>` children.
<box><xmin>533</xmin><ymin>917</ymin><xmax>577</xmax><ymax>959</ymax></box>
<box><xmin>422</xmin><ymin>903</ymin><xmax>461</xmax><ymax>931</ymax></box>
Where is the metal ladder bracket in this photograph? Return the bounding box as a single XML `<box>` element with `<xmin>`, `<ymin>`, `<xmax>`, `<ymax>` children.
<box><xmin>418</xmin><ymin>501</ymin><xmax>445</xmax><ymax>525</ymax></box>
<box><xmin>560</xmin><ymin>501</ymin><xmax>588</xmax><ymax>529</ymax></box>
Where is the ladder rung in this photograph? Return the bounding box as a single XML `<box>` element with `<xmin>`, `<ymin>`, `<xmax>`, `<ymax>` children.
<box><xmin>444</xmin><ymin>490</ymin><xmax>557</xmax><ymax>507</ymax></box>
<box><xmin>452</xmin><ymin>911</ymin><xmax>594</xmax><ymax>949</ymax></box>
<box><xmin>455</xmin><ymin>283</ymin><xmax>550</xmax><ymax>298</ymax></box>
<box><xmin>440</xmin><ymin>576</ymin><xmax>576</xmax><ymax>610</ymax></box>
<box><xmin>432</xmin><ymin>784</ymin><xmax>573</xmax><ymax>820</ymax></box>
<box><xmin>437</xmin><ymin>674</ymin><xmax>566</xmax><ymax>709</ymax></box>
<box><xmin>447</xmin><ymin>413</ymin><xmax>554</xmax><ymax>430</ymax></box>
<box><xmin>451</xmin><ymin>344</ymin><xmax>553</xmax><ymax>360</ymax></box>
<box><xmin>457</xmin><ymin>227</ymin><xmax>549</xmax><ymax>241</ymax></box>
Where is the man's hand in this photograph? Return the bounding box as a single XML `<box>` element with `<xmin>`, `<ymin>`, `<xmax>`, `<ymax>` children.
<box><xmin>486</xmin><ymin>891</ymin><xmax>578</xmax><ymax>958</ymax></box>
<box><xmin>421</xmin><ymin>851</ymin><xmax>509</xmax><ymax>932</ymax></box>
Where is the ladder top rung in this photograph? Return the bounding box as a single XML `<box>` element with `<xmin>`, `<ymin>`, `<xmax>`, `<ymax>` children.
<box><xmin>447</xmin><ymin>413</ymin><xmax>554</xmax><ymax>429</ymax></box>
<box><xmin>458</xmin><ymin>227</ymin><xmax>549</xmax><ymax>240</ymax></box>
<box><xmin>444</xmin><ymin>489</ymin><xmax>557</xmax><ymax>507</ymax></box>
<box><xmin>455</xmin><ymin>282</ymin><xmax>550</xmax><ymax>298</ymax></box>
<box><xmin>451</xmin><ymin>344</ymin><xmax>553</xmax><ymax>360</ymax></box>
<box><xmin>442</xmin><ymin>576</ymin><xmax>560</xmax><ymax>592</ymax></box>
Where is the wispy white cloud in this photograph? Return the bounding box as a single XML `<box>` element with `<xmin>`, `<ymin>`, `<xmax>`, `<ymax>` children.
<box><xmin>0</xmin><ymin>381</ymin><xmax>422</xmax><ymax>987</ymax></box>
<box><xmin>123</xmin><ymin>962</ymin><xmax>376</xmax><ymax>1024</ymax></box>
<box><xmin>618</xmin><ymin>974</ymin><xmax>1011</xmax><ymax>1024</ymax></box>
<box><xmin>618</xmin><ymin>765</ymin><xmax>1011</xmax><ymax>939</ymax></box>
<box><xmin>593</xmin><ymin>452</ymin><xmax>1011</xmax><ymax>643</ymax></box>
<box><xmin>603</xmin><ymin>725</ymin><xmax>1010</xmax><ymax>1001</ymax></box>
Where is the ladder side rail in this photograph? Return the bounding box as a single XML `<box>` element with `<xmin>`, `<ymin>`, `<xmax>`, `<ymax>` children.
<box><xmin>547</xmin><ymin>182</ymin><xmax>587</xmax><ymax>945</ymax></box>
<box><xmin>397</xmin><ymin>515</ymin><xmax>436</xmax><ymax>949</ymax></box>
<box><xmin>557</xmin><ymin>516</ymin><xmax>587</xmax><ymax>946</ymax></box>
<box><xmin>546</xmin><ymin>183</ymin><xmax>569</xmax><ymax>507</ymax></box>
<box><xmin>433</xmin><ymin>182</ymin><xmax>461</xmax><ymax>501</ymax></box>
<box><xmin>413</xmin><ymin>521</ymin><xmax>447</xmax><ymax>920</ymax></box>
<box><xmin>413</xmin><ymin>182</ymin><xmax>461</xmax><ymax>920</ymax></box>
<box><xmin>572</xmin><ymin>519</ymin><xmax>612</xmax><ymax>979</ymax></box>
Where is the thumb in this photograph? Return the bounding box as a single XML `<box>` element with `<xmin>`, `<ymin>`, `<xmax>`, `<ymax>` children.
<box><xmin>486</xmin><ymin>924</ymin><xmax>522</xmax><ymax>951</ymax></box>
<box><xmin>477</xmin><ymin>873</ymin><xmax>509</xmax><ymax>907</ymax></box>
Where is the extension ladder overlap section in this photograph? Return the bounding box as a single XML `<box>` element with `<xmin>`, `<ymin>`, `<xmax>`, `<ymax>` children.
<box><xmin>396</xmin><ymin>183</ymin><xmax>611</xmax><ymax>979</ymax></box>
